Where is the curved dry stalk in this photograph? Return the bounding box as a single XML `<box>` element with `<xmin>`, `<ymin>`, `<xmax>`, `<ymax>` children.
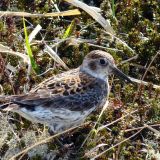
<box><xmin>65</xmin><ymin>0</ymin><xmax>114</xmax><ymax>34</ymax></box>
<box><xmin>0</xmin><ymin>44</ymin><xmax>29</xmax><ymax>63</ymax></box>
<box><xmin>144</xmin><ymin>124</ymin><xmax>160</xmax><ymax>138</ymax></box>
<box><xmin>9</xmin><ymin>123</ymin><xmax>88</xmax><ymax>160</ymax></box>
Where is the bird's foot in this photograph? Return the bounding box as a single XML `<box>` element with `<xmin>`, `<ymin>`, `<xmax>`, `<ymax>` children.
<box><xmin>58</xmin><ymin>143</ymin><xmax>73</xmax><ymax>153</ymax></box>
<box><xmin>53</xmin><ymin>143</ymin><xmax>74</xmax><ymax>160</ymax></box>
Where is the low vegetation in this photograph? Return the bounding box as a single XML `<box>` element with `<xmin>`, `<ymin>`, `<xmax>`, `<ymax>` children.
<box><xmin>0</xmin><ymin>0</ymin><xmax>159</xmax><ymax>159</ymax></box>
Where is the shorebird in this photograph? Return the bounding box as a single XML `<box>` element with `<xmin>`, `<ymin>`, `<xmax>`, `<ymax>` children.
<box><xmin>0</xmin><ymin>50</ymin><xmax>132</xmax><ymax>133</ymax></box>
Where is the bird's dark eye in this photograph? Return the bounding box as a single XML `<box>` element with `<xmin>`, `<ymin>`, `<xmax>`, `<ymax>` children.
<box><xmin>100</xmin><ymin>59</ymin><xmax>107</xmax><ymax>65</ymax></box>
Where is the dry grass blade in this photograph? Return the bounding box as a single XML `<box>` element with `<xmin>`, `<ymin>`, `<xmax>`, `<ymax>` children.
<box><xmin>90</xmin><ymin>6</ymin><xmax>101</xmax><ymax>13</ymax></box>
<box><xmin>65</xmin><ymin>0</ymin><xmax>114</xmax><ymax>34</ymax></box>
<box><xmin>72</xmin><ymin>38</ymin><xmax>123</xmax><ymax>52</ymax></box>
<box><xmin>102</xmin><ymin>30</ymin><xmax>136</xmax><ymax>54</ymax></box>
<box><xmin>44</xmin><ymin>9</ymin><xmax>81</xmax><ymax>17</ymax></box>
<box><xmin>29</xmin><ymin>24</ymin><xmax>42</xmax><ymax>43</ymax></box>
<box><xmin>85</xmin><ymin>143</ymin><xmax>108</xmax><ymax>157</ymax></box>
<box><xmin>0</xmin><ymin>9</ymin><xmax>81</xmax><ymax>17</ymax></box>
<box><xmin>6</xmin><ymin>64</ymin><xmax>17</xmax><ymax>73</ymax></box>
<box><xmin>51</xmin><ymin>38</ymin><xmax>71</xmax><ymax>48</ymax></box>
<box><xmin>44</xmin><ymin>44</ymin><xmax>69</xmax><ymax>70</ymax></box>
<box><xmin>120</xmin><ymin>55</ymin><xmax>138</xmax><ymax>64</ymax></box>
<box><xmin>113</xmin><ymin>35</ymin><xmax>135</xmax><ymax>54</ymax></box>
<box><xmin>129</xmin><ymin>77</ymin><xmax>160</xmax><ymax>89</ymax></box>
<box><xmin>0</xmin><ymin>44</ymin><xmax>29</xmax><ymax>63</ymax></box>
<box><xmin>95</xmin><ymin>101</ymin><xmax>109</xmax><ymax>126</ymax></box>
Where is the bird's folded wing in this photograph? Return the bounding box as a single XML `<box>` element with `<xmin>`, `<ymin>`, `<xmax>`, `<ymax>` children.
<box><xmin>11</xmin><ymin>88</ymin><xmax>102</xmax><ymax>112</ymax></box>
<box><xmin>1</xmin><ymin>69</ymin><xmax>105</xmax><ymax>112</ymax></box>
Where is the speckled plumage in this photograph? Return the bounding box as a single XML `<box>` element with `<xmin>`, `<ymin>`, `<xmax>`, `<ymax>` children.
<box><xmin>0</xmin><ymin>50</ymin><xmax>131</xmax><ymax>132</ymax></box>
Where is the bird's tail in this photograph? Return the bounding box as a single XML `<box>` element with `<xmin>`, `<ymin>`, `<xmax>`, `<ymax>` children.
<box><xmin>0</xmin><ymin>103</ymin><xmax>11</xmax><ymax>110</ymax></box>
<box><xmin>0</xmin><ymin>95</ymin><xmax>12</xmax><ymax>101</ymax></box>
<box><xmin>0</xmin><ymin>95</ymin><xmax>17</xmax><ymax>111</ymax></box>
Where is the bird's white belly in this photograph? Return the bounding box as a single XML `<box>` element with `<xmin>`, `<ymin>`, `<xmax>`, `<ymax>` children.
<box><xmin>17</xmin><ymin>106</ymin><xmax>95</xmax><ymax>132</ymax></box>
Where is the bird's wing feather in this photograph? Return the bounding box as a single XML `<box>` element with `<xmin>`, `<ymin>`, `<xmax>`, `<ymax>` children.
<box><xmin>7</xmin><ymin>68</ymin><xmax>107</xmax><ymax>111</ymax></box>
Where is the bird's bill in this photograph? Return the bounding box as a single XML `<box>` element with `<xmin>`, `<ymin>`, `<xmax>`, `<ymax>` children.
<box><xmin>112</xmin><ymin>66</ymin><xmax>132</xmax><ymax>83</ymax></box>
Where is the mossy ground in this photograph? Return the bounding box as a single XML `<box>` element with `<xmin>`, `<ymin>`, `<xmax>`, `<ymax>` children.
<box><xmin>0</xmin><ymin>0</ymin><xmax>160</xmax><ymax>159</ymax></box>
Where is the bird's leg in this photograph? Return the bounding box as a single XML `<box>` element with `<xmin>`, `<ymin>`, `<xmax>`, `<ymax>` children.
<box><xmin>48</xmin><ymin>128</ymin><xmax>74</xmax><ymax>160</ymax></box>
<box><xmin>48</xmin><ymin>128</ymin><xmax>73</xmax><ymax>148</ymax></box>
<box><xmin>48</xmin><ymin>129</ymin><xmax>64</xmax><ymax>147</ymax></box>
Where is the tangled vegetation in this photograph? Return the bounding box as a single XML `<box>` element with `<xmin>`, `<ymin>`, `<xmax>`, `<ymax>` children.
<box><xmin>0</xmin><ymin>0</ymin><xmax>160</xmax><ymax>159</ymax></box>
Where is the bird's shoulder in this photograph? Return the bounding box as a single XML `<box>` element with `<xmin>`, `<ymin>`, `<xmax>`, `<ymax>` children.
<box><xmin>31</xmin><ymin>68</ymin><xmax>100</xmax><ymax>97</ymax></box>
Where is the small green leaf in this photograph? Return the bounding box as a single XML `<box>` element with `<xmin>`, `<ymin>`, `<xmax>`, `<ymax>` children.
<box><xmin>112</xmin><ymin>0</ymin><xmax>115</xmax><ymax>17</ymax></box>
<box><xmin>62</xmin><ymin>19</ymin><xmax>77</xmax><ymax>39</ymax></box>
<box><xmin>23</xmin><ymin>18</ymin><xmax>39</xmax><ymax>74</ymax></box>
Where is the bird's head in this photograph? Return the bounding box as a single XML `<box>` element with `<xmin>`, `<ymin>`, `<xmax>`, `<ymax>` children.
<box><xmin>80</xmin><ymin>50</ymin><xmax>132</xmax><ymax>82</ymax></box>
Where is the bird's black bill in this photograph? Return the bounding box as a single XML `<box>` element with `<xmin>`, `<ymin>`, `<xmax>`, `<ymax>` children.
<box><xmin>112</xmin><ymin>67</ymin><xmax>132</xmax><ymax>83</ymax></box>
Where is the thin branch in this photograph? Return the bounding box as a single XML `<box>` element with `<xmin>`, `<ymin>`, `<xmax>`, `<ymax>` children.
<box><xmin>124</xmin><ymin>124</ymin><xmax>160</xmax><ymax>132</ymax></box>
<box><xmin>120</xmin><ymin>55</ymin><xmax>138</xmax><ymax>64</ymax></box>
<box><xmin>91</xmin><ymin>128</ymin><xmax>144</xmax><ymax>160</ymax></box>
<box><xmin>133</xmin><ymin>50</ymin><xmax>160</xmax><ymax>102</ymax></box>
<box><xmin>97</xmin><ymin>109</ymin><xmax>138</xmax><ymax>132</ymax></box>
<box><xmin>129</xmin><ymin>77</ymin><xmax>160</xmax><ymax>89</ymax></box>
